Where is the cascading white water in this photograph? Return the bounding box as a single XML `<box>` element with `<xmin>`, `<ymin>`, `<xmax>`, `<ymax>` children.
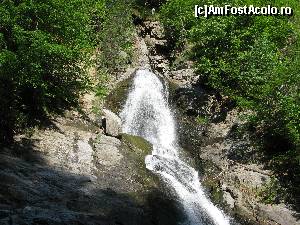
<box><xmin>120</xmin><ymin>69</ymin><xmax>230</xmax><ymax>225</ymax></box>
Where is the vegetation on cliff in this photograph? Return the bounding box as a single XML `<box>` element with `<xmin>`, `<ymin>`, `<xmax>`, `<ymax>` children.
<box><xmin>0</xmin><ymin>0</ymin><xmax>134</xmax><ymax>143</ymax></box>
<box><xmin>159</xmin><ymin>0</ymin><xmax>300</xmax><ymax>207</ymax></box>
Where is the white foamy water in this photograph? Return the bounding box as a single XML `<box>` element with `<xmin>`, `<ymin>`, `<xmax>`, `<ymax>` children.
<box><xmin>120</xmin><ymin>69</ymin><xmax>230</xmax><ymax>225</ymax></box>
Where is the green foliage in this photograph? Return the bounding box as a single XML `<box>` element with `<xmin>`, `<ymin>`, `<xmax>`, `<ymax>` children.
<box><xmin>195</xmin><ymin>115</ymin><xmax>209</xmax><ymax>124</ymax></box>
<box><xmin>0</xmin><ymin>0</ymin><xmax>134</xmax><ymax>143</ymax></box>
<box><xmin>97</xmin><ymin>0</ymin><xmax>134</xmax><ymax>74</ymax></box>
<box><xmin>160</xmin><ymin>0</ymin><xmax>300</xmax><ymax>206</ymax></box>
<box><xmin>160</xmin><ymin>0</ymin><xmax>300</xmax><ymax>154</ymax></box>
<box><xmin>258</xmin><ymin>176</ymin><xmax>287</xmax><ymax>204</ymax></box>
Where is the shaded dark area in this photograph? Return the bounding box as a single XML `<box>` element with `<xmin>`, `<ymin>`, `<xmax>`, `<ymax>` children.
<box><xmin>0</xmin><ymin>62</ymin><xmax>83</xmax><ymax>145</ymax></box>
<box><xmin>261</xmin><ymin>134</ymin><xmax>300</xmax><ymax>211</ymax></box>
<box><xmin>0</xmin><ymin>0</ymin><xmax>92</xmax><ymax>144</ymax></box>
<box><xmin>134</xmin><ymin>0</ymin><xmax>166</xmax><ymax>9</ymax></box>
<box><xmin>227</xmin><ymin>123</ymin><xmax>300</xmax><ymax>212</ymax></box>
<box><xmin>0</xmin><ymin>138</ymin><xmax>185</xmax><ymax>225</ymax></box>
<box><xmin>170</xmin><ymin>84</ymin><xmax>234</xmax><ymax>158</ymax></box>
<box><xmin>0</xmin><ymin>78</ymin><xmax>16</xmax><ymax>144</ymax></box>
<box><xmin>105</xmin><ymin>75</ymin><xmax>134</xmax><ymax>114</ymax></box>
<box><xmin>0</xmin><ymin>0</ymin><xmax>134</xmax><ymax>145</ymax></box>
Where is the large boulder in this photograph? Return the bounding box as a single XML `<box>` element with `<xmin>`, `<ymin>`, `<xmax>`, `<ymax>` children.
<box><xmin>93</xmin><ymin>134</ymin><xmax>123</xmax><ymax>167</ymax></box>
<box><xmin>102</xmin><ymin>109</ymin><xmax>122</xmax><ymax>137</ymax></box>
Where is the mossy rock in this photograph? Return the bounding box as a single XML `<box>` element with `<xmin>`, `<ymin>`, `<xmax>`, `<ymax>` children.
<box><xmin>120</xmin><ymin>133</ymin><xmax>186</xmax><ymax>225</ymax></box>
<box><xmin>105</xmin><ymin>76</ymin><xmax>133</xmax><ymax>114</ymax></box>
<box><xmin>120</xmin><ymin>133</ymin><xmax>158</xmax><ymax>189</ymax></box>
<box><xmin>202</xmin><ymin>178</ymin><xmax>224</xmax><ymax>204</ymax></box>
<box><xmin>121</xmin><ymin>133</ymin><xmax>152</xmax><ymax>157</ymax></box>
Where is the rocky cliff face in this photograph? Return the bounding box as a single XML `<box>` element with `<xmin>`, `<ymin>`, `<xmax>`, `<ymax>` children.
<box><xmin>174</xmin><ymin>92</ymin><xmax>300</xmax><ymax>225</ymax></box>
<box><xmin>137</xmin><ymin>19</ymin><xmax>300</xmax><ymax>225</ymax></box>
<box><xmin>0</xmin><ymin>91</ymin><xmax>183</xmax><ymax>225</ymax></box>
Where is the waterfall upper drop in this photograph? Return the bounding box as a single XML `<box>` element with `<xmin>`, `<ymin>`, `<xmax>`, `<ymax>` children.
<box><xmin>120</xmin><ymin>69</ymin><xmax>230</xmax><ymax>225</ymax></box>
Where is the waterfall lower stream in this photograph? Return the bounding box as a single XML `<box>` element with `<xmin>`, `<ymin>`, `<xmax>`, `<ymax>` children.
<box><xmin>120</xmin><ymin>69</ymin><xmax>230</xmax><ymax>225</ymax></box>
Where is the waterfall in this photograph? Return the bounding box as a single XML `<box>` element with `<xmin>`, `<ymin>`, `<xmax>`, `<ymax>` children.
<box><xmin>120</xmin><ymin>69</ymin><xmax>230</xmax><ymax>225</ymax></box>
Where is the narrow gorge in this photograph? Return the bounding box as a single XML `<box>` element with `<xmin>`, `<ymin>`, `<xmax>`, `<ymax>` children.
<box><xmin>0</xmin><ymin>7</ymin><xmax>299</xmax><ymax>225</ymax></box>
